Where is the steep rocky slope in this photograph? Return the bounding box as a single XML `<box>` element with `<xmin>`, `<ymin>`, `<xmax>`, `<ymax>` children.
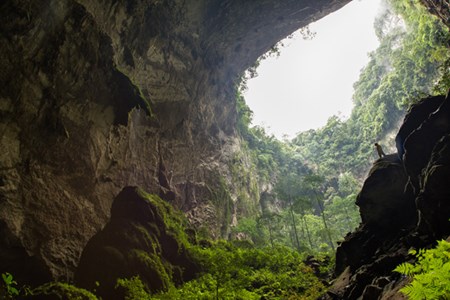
<box><xmin>0</xmin><ymin>0</ymin><xmax>351</xmax><ymax>285</ymax></box>
<box><xmin>326</xmin><ymin>92</ymin><xmax>450</xmax><ymax>299</ymax></box>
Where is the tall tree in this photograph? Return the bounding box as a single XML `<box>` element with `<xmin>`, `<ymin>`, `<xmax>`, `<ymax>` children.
<box><xmin>302</xmin><ymin>174</ymin><xmax>335</xmax><ymax>251</ymax></box>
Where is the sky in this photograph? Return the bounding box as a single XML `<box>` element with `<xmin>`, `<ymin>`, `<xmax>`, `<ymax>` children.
<box><xmin>243</xmin><ymin>0</ymin><xmax>383</xmax><ymax>139</ymax></box>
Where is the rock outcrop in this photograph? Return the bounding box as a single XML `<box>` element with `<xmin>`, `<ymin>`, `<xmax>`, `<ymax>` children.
<box><xmin>327</xmin><ymin>92</ymin><xmax>450</xmax><ymax>299</ymax></box>
<box><xmin>0</xmin><ymin>0</ymin><xmax>351</xmax><ymax>285</ymax></box>
<box><xmin>74</xmin><ymin>187</ymin><xmax>199</xmax><ymax>299</ymax></box>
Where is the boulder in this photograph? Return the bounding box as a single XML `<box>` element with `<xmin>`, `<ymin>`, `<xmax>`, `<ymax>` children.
<box><xmin>329</xmin><ymin>91</ymin><xmax>450</xmax><ymax>299</ymax></box>
<box><xmin>356</xmin><ymin>154</ymin><xmax>416</xmax><ymax>230</ymax></box>
<box><xmin>0</xmin><ymin>0</ymin><xmax>351</xmax><ymax>281</ymax></box>
<box><xmin>74</xmin><ymin>187</ymin><xmax>199</xmax><ymax>299</ymax></box>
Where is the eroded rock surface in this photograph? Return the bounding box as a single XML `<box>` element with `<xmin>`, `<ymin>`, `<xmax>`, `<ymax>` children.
<box><xmin>74</xmin><ymin>187</ymin><xmax>198</xmax><ymax>299</ymax></box>
<box><xmin>0</xmin><ymin>0</ymin><xmax>351</xmax><ymax>285</ymax></box>
<box><xmin>327</xmin><ymin>92</ymin><xmax>450</xmax><ymax>300</ymax></box>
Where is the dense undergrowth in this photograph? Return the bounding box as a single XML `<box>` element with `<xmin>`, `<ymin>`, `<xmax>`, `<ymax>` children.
<box><xmin>1</xmin><ymin>1</ymin><xmax>449</xmax><ymax>299</ymax></box>
<box><xmin>394</xmin><ymin>239</ymin><xmax>450</xmax><ymax>299</ymax></box>
<box><xmin>234</xmin><ymin>0</ymin><xmax>449</xmax><ymax>255</ymax></box>
<box><xmin>0</xmin><ymin>190</ymin><xmax>334</xmax><ymax>299</ymax></box>
<box><xmin>152</xmin><ymin>242</ymin><xmax>332</xmax><ymax>299</ymax></box>
<box><xmin>1</xmin><ymin>237</ymin><xmax>333</xmax><ymax>300</ymax></box>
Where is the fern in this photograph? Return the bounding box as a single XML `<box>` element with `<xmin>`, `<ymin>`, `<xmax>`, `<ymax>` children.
<box><xmin>394</xmin><ymin>240</ymin><xmax>450</xmax><ymax>299</ymax></box>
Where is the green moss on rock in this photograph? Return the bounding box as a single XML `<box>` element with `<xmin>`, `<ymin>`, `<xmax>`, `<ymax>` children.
<box><xmin>74</xmin><ymin>187</ymin><xmax>199</xmax><ymax>299</ymax></box>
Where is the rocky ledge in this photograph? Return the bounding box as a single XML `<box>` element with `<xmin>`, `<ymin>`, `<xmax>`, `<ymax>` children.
<box><xmin>326</xmin><ymin>92</ymin><xmax>450</xmax><ymax>299</ymax></box>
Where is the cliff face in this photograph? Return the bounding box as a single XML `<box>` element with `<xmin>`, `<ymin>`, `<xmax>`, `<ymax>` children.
<box><xmin>328</xmin><ymin>92</ymin><xmax>450</xmax><ymax>300</ymax></box>
<box><xmin>0</xmin><ymin>0</ymin><xmax>351</xmax><ymax>285</ymax></box>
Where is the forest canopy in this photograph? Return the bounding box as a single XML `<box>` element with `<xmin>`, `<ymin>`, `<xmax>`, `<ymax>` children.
<box><xmin>234</xmin><ymin>0</ymin><xmax>450</xmax><ymax>252</ymax></box>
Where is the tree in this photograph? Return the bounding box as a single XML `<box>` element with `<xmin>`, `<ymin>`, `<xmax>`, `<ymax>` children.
<box><xmin>275</xmin><ymin>172</ymin><xmax>304</xmax><ymax>251</ymax></box>
<box><xmin>302</xmin><ymin>174</ymin><xmax>335</xmax><ymax>251</ymax></box>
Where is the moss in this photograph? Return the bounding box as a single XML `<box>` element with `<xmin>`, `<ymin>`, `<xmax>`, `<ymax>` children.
<box><xmin>31</xmin><ymin>282</ymin><xmax>98</xmax><ymax>300</ymax></box>
<box><xmin>209</xmin><ymin>177</ymin><xmax>234</xmax><ymax>238</ymax></box>
<box><xmin>136</xmin><ymin>189</ymin><xmax>191</xmax><ymax>249</ymax></box>
<box><xmin>75</xmin><ymin>187</ymin><xmax>200</xmax><ymax>298</ymax></box>
<box><xmin>130</xmin><ymin>249</ymin><xmax>172</xmax><ymax>291</ymax></box>
<box><xmin>229</xmin><ymin>150</ymin><xmax>260</xmax><ymax>218</ymax></box>
<box><xmin>116</xmin><ymin>276</ymin><xmax>152</xmax><ymax>300</ymax></box>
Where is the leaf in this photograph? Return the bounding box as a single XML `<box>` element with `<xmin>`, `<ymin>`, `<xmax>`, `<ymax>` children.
<box><xmin>394</xmin><ymin>262</ymin><xmax>413</xmax><ymax>275</ymax></box>
<box><xmin>2</xmin><ymin>272</ymin><xmax>13</xmax><ymax>285</ymax></box>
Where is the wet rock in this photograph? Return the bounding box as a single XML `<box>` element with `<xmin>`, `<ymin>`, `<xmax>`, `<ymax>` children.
<box><xmin>395</xmin><ymin>95</ymin><xmax>444</xmax><ymax>159</ymax></box>
<box><xmin>362</xmin><ymin>285</ymin><xmax>382</xmax><ymax>300</ymax></box>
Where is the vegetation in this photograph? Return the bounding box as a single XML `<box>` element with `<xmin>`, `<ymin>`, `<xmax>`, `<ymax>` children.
<box><xmin>233</xmin><ymin>0</ymin><xmax>449</xmax><ymax>254</ymax></box>
<box><xmin>394</xmin><ymin>240</ymin><xmax>450</xmax><ymax>299</ymax></box>
<box><xmin>1</xmin><ymin>1</ymin><xmax>448</xmax><ymax>299</ymax></box>
<box><xmin>1</xmin><ymin>273</ymin><xmax>19</xmax><ymax>299</ymax></box>
<box><xmin>293</xmin><ymin>0</ymin><xmax>449</xmax><ymax>177</ymax></box>
<box><xmin>0</xmin><ymin>274</ymin><xmax>98</xmax><ymax>300</ymax></box>
<box><xmin>1</xmin><ymin>241</ymin><xmax>332</xmax><ymax>300</ymax></box>
<box><xmin>153</xmin><ymin>242</ymin><xmax>331</xmax><ymax>300</ymax></box>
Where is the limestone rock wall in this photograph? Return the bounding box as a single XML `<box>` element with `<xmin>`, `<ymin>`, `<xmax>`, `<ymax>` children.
<box><xmin>327</xmin><ymin>92</ymin><xmax>450</xmax><ymax>300</ymax></box>
<box><xmin>0</xmin><ymin>0</ymin><xmax>350</xmax><ymax>285</ymax></box>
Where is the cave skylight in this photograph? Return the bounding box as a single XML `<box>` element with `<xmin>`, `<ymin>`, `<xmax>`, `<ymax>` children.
<box><xmin>243</xmin><ymin>0</ymin><xmax>383</xmax><ymax>139</ymax></box>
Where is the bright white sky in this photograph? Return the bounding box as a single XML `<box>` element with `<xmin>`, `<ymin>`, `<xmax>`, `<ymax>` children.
<box><xmin>243</xmin><ymin>0</ymin><xmax>383</xmax><ymax>139</ymax></box>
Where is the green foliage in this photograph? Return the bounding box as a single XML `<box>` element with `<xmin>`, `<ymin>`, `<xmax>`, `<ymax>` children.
<box><xmin>31</xmin><ymin>282</ymin><xmax>98</xmax><ymax>300</ymax></box>
<box><xmin>1</xmin><ymin>273</ymin><xmax>19</xmax><ymax>299</ymax></box>
<box><xmin>232</xmin><ymin>0</ymin><xmax>450</xmax><ymax>255</ymax></box>
<box><xmin>116</xmin><ymin>276</ymin><xmax>152</xmax><ymax>300</ymax></box>
<box><xmin>394</xmin><ymin>240</ymin><xmax>450</xmax><ymax>299</ymax></box>
<box><xmin>154</xmin><ymin>242</ymin><xmax>329</xmax><ymax>299</ymax></box>
<box><xmin>293</xmin><ymin>0</ymin><xmax>449</xmax><ymax>178</ymax></box>
<box><xmin>138</xmin><ymin>189</ymin><xmax>191</xmax><ymax>248</ymax></box>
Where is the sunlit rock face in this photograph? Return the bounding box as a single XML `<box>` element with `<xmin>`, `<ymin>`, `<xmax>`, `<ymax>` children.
<box><xmin>329</xmin><ymin>92</ymin><xmax>450</xmax><ymax>300</ymax></box>
<box><xmin>0</xmin><ymin>0</ymin><xmax>351</xmax><ymax>285</ymax></box>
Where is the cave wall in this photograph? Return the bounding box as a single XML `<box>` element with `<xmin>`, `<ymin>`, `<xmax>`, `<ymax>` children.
<box><xmin>327</xmin><ymin>92</ymin><xmax>450</xmax><ymax>300</ymax></box>
<box><xmin>0</xmin><ymin>0</ymin><xmax>351</xmax><ymax>284</ymax></box>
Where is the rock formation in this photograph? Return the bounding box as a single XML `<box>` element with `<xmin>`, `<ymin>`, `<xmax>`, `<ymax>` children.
<box><xmin>327</xmin><ymin>92</ymin><xmax>450</xmax><ymax>299</ymax></box>
<box><xmin>0</xmin><ymin>0</ymin><xmax>351</xmax><ymax>286</ymax></box>
<box><xmin>74</xmin><ymin>186</ymin><xmax>199</xmax><ymax>299</ymax></box>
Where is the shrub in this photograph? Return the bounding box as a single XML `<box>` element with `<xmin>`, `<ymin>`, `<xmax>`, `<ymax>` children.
<box><xmin>394</xmin><ymin>239</ymin><xmax>450</xmax><ymax>299</ymax></box>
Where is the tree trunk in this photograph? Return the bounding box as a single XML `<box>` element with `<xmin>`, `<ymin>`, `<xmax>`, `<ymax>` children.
<box><xmin>315</xmin><ymin>193</ymin><xmax>335</xmax><ymax>251</ymax></box>
<box><xmin>302</xmin><ymin>213</ymin><xmax>314</xmax><ymax>250</ymax></box>
<box><xmin>289</xmin><ymin>196</ymin><xmax>301</xmax><ymax>251</ymax></box>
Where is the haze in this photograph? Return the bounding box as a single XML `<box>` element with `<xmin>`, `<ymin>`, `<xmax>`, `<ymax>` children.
<box><xmin>243</xmin><ymin>0</ymin><xmax>383</xmax><ymax>139</ymax></box>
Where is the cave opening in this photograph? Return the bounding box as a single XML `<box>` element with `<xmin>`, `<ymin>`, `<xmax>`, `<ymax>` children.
<box><xmin>1</xmin><ymin>0</ymin><xmax>449</xmax><ymax>298</ymax></box>
<box><xmin>242</xmin><ymin>0</ymin><xmax>382</xmax><ymax>139</ymax></box>
<box><xmin>234</xmin><ymin>0</ymin><xmax>449</xmax><ymax>257</ymax></box>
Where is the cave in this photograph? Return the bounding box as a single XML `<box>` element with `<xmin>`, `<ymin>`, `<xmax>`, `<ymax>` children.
<box><xmin>0</xmin><ymin>0</ymin><xmax>449</xmax><ymax>298</ymax></box>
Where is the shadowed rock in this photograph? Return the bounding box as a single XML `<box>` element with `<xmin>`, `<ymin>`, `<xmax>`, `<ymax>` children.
<box><xmin>0</xmin><ymin>0</ymin><xmax>350</xmax><ymax>281</ymax></box>
<box><xmin>417</xmin><ymin>134</ymin><xmax>450</xmax><ymax>237</ymax></box>
<box><xmin>356</xmin><ymin>154</ymin><xmax>416</xmax><ymax>230</ymax></box>
<box><xmin>403</xmin><ymin>94</ymin><xmax>450</xmax><ymax>190</ymax></box>
<box><xmin>395</xmin><ymin>95</ymin><xmax>444</xmax><ymax>160</ymax></box>
<box><xmin>74</xmin><ymin>187</ymin><xmax>199</xmax><ymax>299</ymax></box>
<box><xmin>327</xmin><ymin>91</ymin><xmax>450</xmax><ymax>300</ymax></box>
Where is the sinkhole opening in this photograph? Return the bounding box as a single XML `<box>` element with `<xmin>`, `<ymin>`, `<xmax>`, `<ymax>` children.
<box><xmin>233</xmin><ymin>0</ymin><xmax>449</xmax><ymax>252</ymax></box>
<box><xmin>242</xmin><ymin>0</ymin><xmax>382</xmax><ymax>140</ymax></box>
